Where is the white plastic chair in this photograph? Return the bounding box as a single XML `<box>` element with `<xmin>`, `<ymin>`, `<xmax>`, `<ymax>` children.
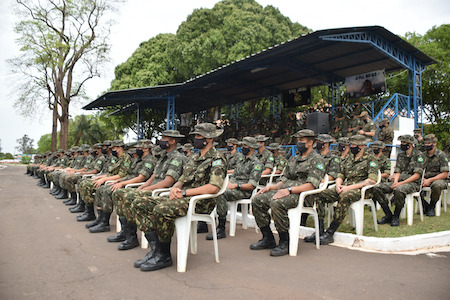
<box><xmin>288</xmin><ymin>174</ymin><xmax>329</xmax><ymax>255</ymax></box>
<box><xmin>114</xmin><ymin>182</ymin><xmax>145</xmax><ymax>233</ymax></box>
<box><xmin>401</xmin><ymin>170</ymin><xmax>425</xmax><ymax>226</ymax></box>
<box><xmin>173</xmin><ymin>174</ymin><xmax>229</xmax><ymax>272</ymax></box>
<box><xmin>257</xmin><ymin>167</ymin><xmax>280</xmax><ymax>189</ymax></box>
<box><xmin>348</xmin><ymin>170</ymin><xmax>381</xmax><ymax>235</ymax></box>
<box><xmin>228</xmin><ymin>188</ymin><xmax>258</xmax><ymax>237</ymax></box>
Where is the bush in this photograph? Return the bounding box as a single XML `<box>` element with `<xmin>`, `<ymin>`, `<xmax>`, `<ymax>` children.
<box><xmin>21</xmin><ymin>156</ymin><xmax>32</xmax><ymax>164</ymax></box>
<box><xmin>3</xmin><ymin>153</ymin><xmax>14</xmax><ymax>159</ymax></box>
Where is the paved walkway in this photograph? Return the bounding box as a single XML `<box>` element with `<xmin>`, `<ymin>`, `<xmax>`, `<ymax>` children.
<box><xmin>1</xmin><ymin>165</ymin><xmax>449</xmax><ymax>299</ymax></box>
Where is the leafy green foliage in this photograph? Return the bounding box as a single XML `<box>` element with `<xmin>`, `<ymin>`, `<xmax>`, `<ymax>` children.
<box><xmin>21</xmin><ymin>155</ymin><xmax>32</xmax><ymax>164</ymax></box>
<box><xmin>37</xmin><ymin>133</ymin><xmax>54</xmax><ymax>153</ymax></box>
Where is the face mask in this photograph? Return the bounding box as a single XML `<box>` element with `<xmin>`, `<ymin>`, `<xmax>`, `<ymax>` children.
<box><xmin>425</xmin><ymin>144</ymin><xmax>434</xmax><ymax>152</ymax></box>
<box><xmin>194</xmin><ymin>137</ymin><xmax>207</xmax><ymax>149</ymax></box>
<box><xmin>400</xmin><ymin>144</ymin><xmax>410</xmax><ymax>151</ymax></box>
<box><xmin>296</xmin><ymin>142</ymin><xmax>307</xmax><ymax>154</ymax></box>
<box><xmin>78</xmin><ymin>151</ymin><xmax>83</xmax><ymax>155</ymax></box>
<box><xmin>136</xmin><ymin>149</ymin><xmax>144</xmax><ymax>157</ymax></box>
<box><xmin>91</xmin><ymin>151</ymin><xmax>98</xmax><ymax>156</ymax></box>
<box><xmin>414</xmin><ymin>134</ymin><xmax>420</xmax><ymax>139</ymax></box>
<box><xmin>111</xmin><ymin>150</ymin><xmax>118</xmax><ymax>157</ymax></box>
<box><xmin>338</xmin><ymin>144</ymin><xmax>346</xmax><ymax>152</ymax></box>
<box><xmin>379</xmin><ymin>125</ymin><xmax>385</xmax><ymax>130</ymax></box>
<box><xmin>316</xmin><ymin>142</ymin><xmax>325</xmax><ymax>151</ymax></box>
<box><xmin>350</xmin><ymin>146</ymin><xmax>361</xmax><ymax>155</ymax></box>
<box><xmin>241</xmin><ymin>147</ymin><xmax>251</xmax><ymax>156</ymax></box>
<box><xmin>159</xmin><ymin>140</ymin><xmax>170</xmax><ymax>150</ymax></box>
<box><xmin>183</xmin><ymin>151</ymin><xmax>188</xmax><ymax>155</ymax></box>
<box><xmin>101</xmin><ymin>148</ymin><xmax>107</xmax><ymax>155</ymax></box>
<box><xmin>155</xmin><ymin>154</ymin><xmax>161</xmax><ymax>159</ymax></box>
<box><xmin>226</xmin><ymin>145</ymin><xmax>234</xmax><ymax>152</ymax></box>
<box><xmin>373</xmin><ymin>149</ymin><xmax>381</xmax><ymax>155</ymax></box>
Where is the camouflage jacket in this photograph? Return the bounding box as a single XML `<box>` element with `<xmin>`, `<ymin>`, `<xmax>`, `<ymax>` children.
<box><xmin>137</xmin><ymin>154</ymin><xmax>157</xmax><ymax>181</ymax></box>
<box><xmin>153</xmin><ymin>149</ymin><xmax>186</xmax><ymax>184</ymax></box>
<box><xmin>230</xmin><ymin>151</ymin><xmax>263</xmax><ymax>187</ymax></box>
<box><xmin>378</xmin><ymin>126</ymin><xmax>394</xmax><ymax>145</ymax></box>
<box><xmin>82</xmin><ymin>155</ymin><xmax>94</xmax><ymax>169</ymax></box>
<box><xmin>108</xmin><ymin>153</ymin><xmax>132</xmax><ymax>178</ymax></box>
<box><xmin>280</xmin><ymin>150</ymin><xmax>326</xmax><ymax>189</ymax></box>
<box><xmin>123</xmin><ymin>157</ymin><xmax>142</xmax><ymax>180</ymax></box>
<box><xmin>376</xmin><ymin>154</ymin><xmax>391</xmax><ymax>183</ymax></box>
<box><xmin>103</xmin><ymin>155</ymin><xmax>117</xmax><ymax>173</ymax></box>
<box><xmin>71</xmin><ymin>155</ymin><xmax>85</xmax><ymax>169</ymax></box>
<box><xmin>274</xmin><ymin>153</ymin><xmax>287</xmax><ymax>173</ymax></box>
<box><xmin>361</xmin><ymin>119</ymin><xmax>376</xmax><ymax>141</ymax></box>
<box><xmin>338</xmin><ymin>151</ymin><xmax>379</xmax><ymax>185</ymax></box>
<box><xmin>424</xmin><ymin>148</ymin><xmax>449</xmax><ymax>179</ymax></box>
<box><xmin>322</xmin><ymin>151</ymin><xmax>340</xmax><ymax>180</ymax></box>
<box><xmin>179</xmin><ymin>147</ymin><xmax>227</xmax><ymax>189</ymax></box>
<box><xmin>257</xmin><ymin>148</ymin><xmax>274</xmax><ymax>171</ymax></box>
<box><xmin>90</xmin><ymin>154</ymin><xmax>107</xmax><ymax>173</ymax></box>
<box><xmin>226</xmin><ymin>151</ymin><xmax>244</xmax><ymax>171</ymax></box>
<box><xmin>55</xmin><ymin>155</ymin><xmax>69</xmax><ymax>168</ymax></box>
<box><xmin>394</xmin><ymin>148</ymin><xmax>425</xmax><ymax>182</ymax></box>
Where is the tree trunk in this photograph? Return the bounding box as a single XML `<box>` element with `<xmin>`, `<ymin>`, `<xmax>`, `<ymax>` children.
<box><xmin>51</xmin><ymin>98</ymin><xmax>58</xmax><ymax>152</ymax></box>
<box><xmin>59</xmin><ymin>98</ymin><xmax>70</xmax><ymax>150</ymax></box>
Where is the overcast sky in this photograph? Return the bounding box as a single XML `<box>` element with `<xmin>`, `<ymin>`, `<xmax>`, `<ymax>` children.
<box><xmin>0</xmin><ymin>0</ymin><xmax>449</xmax><ymax>154</ymax></box>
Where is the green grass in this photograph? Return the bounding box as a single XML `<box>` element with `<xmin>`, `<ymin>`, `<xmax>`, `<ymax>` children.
<box><xmin>306</xmin><ymin>206</ymin><xmax>450</xmax><ymax>238</ymax></box>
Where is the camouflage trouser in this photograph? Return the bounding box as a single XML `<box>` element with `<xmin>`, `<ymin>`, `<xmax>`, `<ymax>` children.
<box><xmin>317</xmin><ymin>187</ymin><xmax>371</xmax><ymax>224</ymax></box>
<box><xmin>131</xmin><ymin>195</ymin><xmax>166</xmax><ymax>233</ymax></box>
<box><xmin>252</xmin><ymin>190</ymin><xmax>302</xmax><ymax>233</ymax></box>
<box><xmin>64</xmin><ymin>174</ymin><xmax>82</xmax><ymax>193</ymax></box>
<box><xmin>36</xmin><ymin>169</ymin><xmax>43</xmax><ymax>178</ymax></box>
<box><xmin>216</xmin><ymin>189</ymin><xmax>252</xmax><ymax>219</ymax></box>
<box><xmin>113</xmin><ymin>189</ymin><xmax>153</xmax><ymax>222</ymax></box>
<box><xmin>52</xmin><ymin>171</ymin><xmax>61</xmax><ymax>185</ymax></box>
<box><xmin>372</xmin><ymin>182</ymin><xmax>393</xmax><ymax>205</ymax></box>
<box><xmin>59</xmin><ymin>173</ymin><xmax>71</xmax><ymax>189</ymax></box>
<box><xmin>79</xmin><ymin>179</ymin><xmax>98</xmax><ymax>205</ymax></box>
<box><xmin>47</xmin><ymin>171</ymin><xmax>54</xmax><ymax>183</ymax></box>
<box><xmin>382</xmin><ymin>148</ymin><xmax>392</xmax><ymax>158</ymax></box>
<box><xmin>95</xmin><ymin>184</ymin><xmax>115</xmax><ymax>213</ymax></box>
<box><xmin>373</xmin><ymin>182</ymin><xmax>419</xmax><ymax>208</ymax></box>
<box><xmin>150</xmin><ymin>196</ymin><xmax>216</xmax><ymax>242</ymax></box>
<box><xmin>31</xmin><ymin>166</ymin><xmax>39</xmax><ymax>174</ymax></box>
<box><xmin>427</xmin><ymin>180</ymin><xmax>448</xmax><ymax>202</ymax></box>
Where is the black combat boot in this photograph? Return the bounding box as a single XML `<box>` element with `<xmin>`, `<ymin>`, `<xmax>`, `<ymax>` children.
<box><xmin>304</xmin><ymin>218</ymin><xmax>325</xmax><ymax>243</ymax></box>
<box><xmin>320</xmin><ymin>220</ymin><xmax>340</xmax><ymax>245</ymax></box>
<box><xmin>390</xmin><ymin>205</ymin><xmax>402</xmax><ymax>227</ymax></box>
<box><xmin>426</xmin><ymin>199</ymin><xmax>437</xmax><ymax>217</ymax></box>
<box><xmin>69</xmin><ymin>196</ymin><xmax>85</xmax><ymax>213</ymax></box>
<box><xmin>64</xmin><ymin>192</ymin><xmax>78</xmax><ymax>205</ymax></box>
<box><xmin>250</xmin><ymin>226</ymin><xmax>276</xmax><ymax>250</ymax></box>
<box><xmin>49</xmin><ymin>184</ymin><xmax>59</xmax><ymax>194</ymax></box>
<box><xmin>134</xmin><ymin>231</ymin><xmax>160</xmax><ymax>268</ymax></box>
<box><xmin>197</xmin><ymin>221</ymin><xmax>208</xmax><ymax>233</ymax></box>
<box><xmin>89</xmin><ymin>211</ymin><xmax>111</xmax><ymax>233</ymax></box>
<box><xmin>377</xmin><ymin>203</ymin><xmax>393</xmax><ymax>224</ymax></box>
<box><xmin>140</xmin><ymin>240</ymin><xmax>173</xmax><ymax>271</ymax></box>
<box><xmin>118</xmin><ymin>222</ymin><xmax>139</xmax><ymax>250</ymax></box>
<box><xmin>107</xmin><ymin>217</ymin><xmax>127</xmax><ymax>242</ymax></box>
<box><xmin>300</xmin><ymin>213</ymin><xmax>308</xmax><ymax>226</ymax></box>
<box><xmin>56</xmin><ymin>189</ymin><xmax>68</xmax><ymax>199</ymax></box>
<box><xmin>77</xmin><ymin>204</ymin><xmax>96</xmax><ymax>222</ymax></box>
<box><xmin>206</xmin><ymin>218</ymin><xmax>226</xmax><ymax>240</ymax></box>
<box><xmin>270</xmin><ymin>232</ymin><xmax>289</xmax><ymax>256</ymax></box>
<box><xmin>37</xmin><ymin>177</ymin><xmax>45</xmax><ymax>187</ymax></box>
<box><xmin>42</xmin><ymin>179</ymin><xmax>51</xmax><ymax>189</ymax></box>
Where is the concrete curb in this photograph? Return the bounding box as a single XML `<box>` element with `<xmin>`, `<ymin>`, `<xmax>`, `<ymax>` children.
<box><xmin>231</xmin><ymin>213</ymin><xmax>450</xmax><ymax>254</ymax></box>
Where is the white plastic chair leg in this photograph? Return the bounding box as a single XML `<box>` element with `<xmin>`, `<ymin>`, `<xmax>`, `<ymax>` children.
<box><xmin>405</xmin><ymin>195</ymin><xmax>414</xmax><ymax>226</ymax></box>
<box><xmin>116</xmin><ymin>215</ymin><xmax>121</xmax><ymax>232</ymax></box>
<box><xmin>141</xmin><ymin>231</ymin><xmax>148</xmax><ymax>249</ymax></box>
<box><xmin>288</xmin><ymin>209</ymin><xmax>301</xmax><ymax>256</ymax></box>
<box><xmin>369</xmin><ymin>202</ymin><xmax>378</xmax><ymax>232</ymax></box>
<box><xmin>175</xmin><ymin>216</ymin><xmax>190</xmax><ymax>273</ymax></box>
<box><xmin>241</xmin><ymin>203</ymin><xmax>249</xmax><ymax>229</ymax></box>
<box><xmin>228</xmin><ymin>201</ymin><xmax>238</xmax><ymax>237</ymax></box>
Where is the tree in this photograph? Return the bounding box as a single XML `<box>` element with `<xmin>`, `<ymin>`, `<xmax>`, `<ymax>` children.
<box><xmin>9</xmin><ymin>0</ymin><xmax>122</xmax><ymax>150</ymax></box>
<box><xmin>0</xmin><ymin>138</ymin><xmax>2</xmax><ymax>153</ymax></box>
<box><xmin>16</xmin><ymin>134</ymin><xmax>34</xmax><ymax>154</ymax></box>
<box><xmin>37</xmin><ymin>133</ymin><xmax>53</xmax><ymax>153</ymax></box>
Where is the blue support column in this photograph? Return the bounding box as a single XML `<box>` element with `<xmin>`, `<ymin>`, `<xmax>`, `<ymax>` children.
<box><xmin>271</xmin><ymin>95</ymin><xmax>282</xmax><ymax>120</ymax></box>
<box><xmin>136</xmin><ymin>102</ymin><xmax>142</xmax><ymax>140</ymax></box>
<box><xmin>166</xmin><ymin>95</ymin><xmax>175</xmax><ymax>130</ymax></box>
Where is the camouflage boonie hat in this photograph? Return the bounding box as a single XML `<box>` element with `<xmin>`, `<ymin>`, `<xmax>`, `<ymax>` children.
<box><xmin>110</xmin><ymin>140</ymin><xmax>125</xmax><ymax>147</ymax></box>
<box><xmin>225</xmin><ymin>138</ymin><xmax>239</xmax><ymax>145</ymax></box>
<box><xmin>102</xmin><ymin>140</ymin><xmax>113</xmax><ymax>147</ymax></box>
<box><xmin>189</xmin><ymin>123</ymin><xmax>224</xmax><ymax>138</ymax></box>
<box><xmin>241</xmin><ymin>137</ymin><xmax>260</xmax><ymax>149</ymax></box>
<box><xmin>255</xmin><ymin>135</ymin><xmax>270</xmax><ymax>142</ymax></box>
<box><xmin>338</xmin><ymin>137</ymin><xmax>350</xmax><ymax>145</ymax></box>
<box><xmin>358</xmin><ymin>111</ymin><xmax>369</xmax><ymax>118</ymax></box>
<box><xmin>380</xmin><ymin>118</ymin><xmax>390</xmax><ymax>125</ymax></box>
<box><xmin>137</xmin><ymin>139</ymin><xmax>153</xmax><ymax>148</ymax></box>
<box><xmin>57</xmin><ymin>149</ymin><xmax>65</xmax><ymax>153</ymax></box>
<box><xmin>292</xmin><ymin>129</ymin><xmax>316</xmax><ymax>138</ymax></box>
<box><xmin>161</xmin><ymin>130</ymin><xmax>184</xmax><ymax>138</ymax></box>
<box><xmin>182</xmin><ymin>143</ymin><xmax>194</xmax><ymax>150</ymax></box>
<box><xmin>370</xmin><ymin>141</ymin><xmax>386</xmax><ymax>149</ymax></box>
<box><xmin>127</xmin><ymin>148</ymin><xmax>137</xmax><ymax>155</ymax></box>
<box><xmin>267</xmin><ymin>142</ymin><xmax>282</xmax><ymax>151</ymax></box>
<box><xmin>398</xmin><ymin>134</ymin><xmax>417</xmax><ymax>144</ymax></box>
<box><xmin>423</xmin><ymin>134</ymin><xmax>438</xmax><ymax>144</ymax></box>
<box><xmin>45</xmin><ymin>151</ymin><xmax>51</xmax><ymax>155</ymax></box>
<box><xmin>316</xmin><ymin>134</ymin><xmax>334</xmax><ymax>143</ymax></box>
<box><xmin>93</xmin><ymin>143</ymin><xmax>102</xmax><ymax>149</ymax></box>
<box><xmin>413</xmin><ymin>128</ymin><xmax>421</xmax><ymax>133</ymax></box>
<box><xmin>349</xmin><ymin>135</ymin><xmax>369</xmax><ymax>146</ymax></box>
<box><xmin>71</xmin><ymin>146</ymin><xmax>80</xmax><ymax>152</ymax></box>
<box><xmin>80</xmin><ymin>144</ymin><xmax>91</xmax><ymax>151</ymax></box>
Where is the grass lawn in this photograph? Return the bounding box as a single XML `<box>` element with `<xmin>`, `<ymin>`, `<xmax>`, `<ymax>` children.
<box><xmin>306</xmin><ymin>205</ymin><xmax>450</xmax><ymax>238</ymax></box>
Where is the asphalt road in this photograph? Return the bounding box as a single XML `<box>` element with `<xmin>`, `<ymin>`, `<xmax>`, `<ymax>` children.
<box><xmin>1</xmin><ymin>165</ymin><xmax>449</xmax><ymax>300</ymax></box>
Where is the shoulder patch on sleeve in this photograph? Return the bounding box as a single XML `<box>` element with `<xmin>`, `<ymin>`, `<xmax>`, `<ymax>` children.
<box><xmin>212</xmin><ymin>159</ymin><xmax>222</xmax><ymax>166</ymax></box>
<box><xmin>97</xmin><ymin>160</ymin><xmax>103</xmax><ymax>165</ymax></box>
<box><xmin>254</xmin><ymin>164</ymin><xmax>262</xmax><ymax>171</ymax></box>
<box><xmin>445</xmin><ymin>157</ymin><xmax>448</xmax><ymax>162</ymax></box>
<box><xmin>269</xmin><ymin>156</ymin><xmax>274</xmax><ymax>161</ymax></box>
<box><xmin>417</xmin><ymin>156</ymin><xmax>424</xmax><ymax>162</ymax></box>
<box><xmin>370</xmin><ymin>161</ymin><xmax>377</xmax><ymax>167</ymax></box>
<box><xmin>316</xmin><ymin>163</ymin><xmax>325</xmax><ymax>171</ymax></box>
<box><xmin>171</xmin><ymin>159</ymin><xmax>180</xmax><ymax>167</ymax></box>
<box><xmin>145</xmin><ymin>162</ymin><xmax>152</xmax><ymax>169</ymax></box>
<box><xmin>334</xmin><ymin>157</ymin><xmax>340</xmax><ymax>163</ymax></box>
<box><xmin>123</xmin><ymin>162</ymin><xmax>130</xmax><ymax>167</ymax></box>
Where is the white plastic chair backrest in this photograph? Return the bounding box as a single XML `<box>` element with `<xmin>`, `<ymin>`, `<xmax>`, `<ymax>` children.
<box><xmin>125</xmin><ymin>182</ymin><xmax>144</xmax><ymax>188</ymax></box>
<box><xmin>417</xmin><ymin>169</ymin><xmax>426</xmax><ymax>193</ymax></box>
<box><xmin>298</xmin><ymin>173</ymin><xmax>329</xmax><ymax>210</ymax></box>
<box><xmin>152</xmin><ymin>188</ymin><xmax>171</xmax><ymax>197</ymax></box>
<box><xmin>361</xmin><ymin>170</ymin><xmax>381</xmax><ymax>199</ymax></box>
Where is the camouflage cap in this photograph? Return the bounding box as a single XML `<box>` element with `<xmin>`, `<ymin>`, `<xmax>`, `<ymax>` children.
<box><xmin>225</xmin><ymin>138</ymin><xmax>239</xmax><ymax>145</ymax></box>
<box><xmin>254</xmin><ymin>135</ymin><xmax>270</xmax><ymax>142</ymax></box>
<box><xmin>57</xmin><ymin>149</ymin><xmax>65</xmax><ymax>153</ymax></box>
<box><xmin>358</xmin><ymin>111</ymin><xmax>369</xmax><ymax>118</ymax></box>
<box><xmin>182</xmin><ymin>143</ymin><xmax>194</xmax><ymax>150</ymax></box>
<box><xmin>241</xmin><ymin>137</ymin><xmax>259</xmax><ymax>149</ymax></box>
<box><xmin>102</xmin><ymin>140</ymin><xmax>113</xmax><ymax>147</ymax></box>
<box><xmin>93</xmin><ymin>143</ymin><xmax>102</xmax><ymax>149</ymax></box>
<box><xmin>380</xmin><ymin>118</ymin><xmax>390</xmax><ymax>125</ymax></box>
<box><xmin>137</xmin><ymin>139</ymin><xmax>153</xmax><ymax>149</ymax></box>
<box><xmin>292</xmin><ymin>129</ymin><xmax>316</xmax><ymax>138</ymax></box>
<box><xmin>316</xmin><ymin>134</ymin><xmax>334</xmax><ymax>143</ymax></box>
<box><xmin>338</xmin><ymin>137</ymin><xmax>350</xmax><ymax>145</ymax></box>
<box><xmin>413</xmin><ymin>128</ymin><xmax>422</xmax><ymax>133</ymax></box>
<box><xmin>423</xmin><ymin>134</ymin><xmax>438</xmax><ymax>144</ymax></box>
<box><xmin>177</xmin><ymin>143</ymin><xmax>184</xmax><ymax>150</ymax></box>
<box><xmin>370</xmin><ymin>141</ymin><xmax>386</xmax><ymax>149</ymax></box>
<box><xmin>267</xmin><ymin>142</ymin><xmax>282</xmax><ymax>151</ymax></box>
<box><xmin>398</xmin><ymin>134</ymin><xmax>417</xmax><ymax>144</ymax></box>
<box><xmin>71</xmin><ymin>146</ymin><xmax>80</xmax><ymax>152</ymax></box>
<box><xmin>80</xmin><ymin>144</ymin><xmax>91</xmax><ymax>151</ymax></box>
<box><xmin>161</xmin><ymin>130</ymin><xmax>185</xmax><ymax>138</ymax></box>
<box><xmin>45</xmin><ymin>151</ymin><xmax>52</xmax><ymax>155</ymax></box>
<box><xmin>349</xmin><ymin>135</ymin><xmax>369</xmax><ymax>146</ymax></box>
<box><xmin>189</xmin><ymin>123</ymin><xmax>223</xmax><ymax>138</ymax></box>
<box><xmin>127</xmin><ymin>148</ymin><xmax>137</xmax><ymax>155</ymax></box>
<box><xmin>110</xmin><ymin>140</ymin><xmax>125</xmax><ymax>147</ymax></box>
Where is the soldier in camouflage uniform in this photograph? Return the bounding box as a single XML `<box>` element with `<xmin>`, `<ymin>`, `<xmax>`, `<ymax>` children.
<box><xmin>378</xmin><ymin>118</ymin><xmax>394</xmax><ymax>158</ymax></box>
<box><xmin>134</xmin><ymin>123</ymin><xmax>226</xmax><ymax>272</ymax></box>
<box><xmin>370</xmin><ymin>141</ymin><xmax>392</xmax><ymax>220</ymax></box>
<box><xmin>267</xmin><ymin>143</ymin><xmax>287</xmax><ymax>174</ymax></box>
<box><xmin>37</xmin><ymin>151</ymin><xmax>57</xmax><ymax>187</ymax></box>
<box><xmin>206</xmin><ymin>137</ymin><xmax>263</xmax><ymax>240</ymax></box>
<box><xmin>414</xmin><ymin>128</ymin><xmax>426</xmax><ymax>153</ymax></box>
<box><xmin>44</xmin><ymin>149</ymin><xmax>67</xmax><ymax>190</ymax></box>
<box><xmin>347</xmin><ymin>113</ymin><xmax>363</xmax><ymax>137</ymax></box>
<box><xmin>336</xmin><ymin>137</ymin><xmax>352</xmax><ymax>160</ymax></box>
<box><xmin>376</xmin><ymin>135</ymin><xmax>425</xmax><ymax>226</ymax></box>
<box><xmin>255</xmin><ymin>135</ymin><xmax>274</xmax><ymax>176</ymax></box>
<box><xmin>251</xmin><ymin>129</ymin><xmax>326</xmax><ymax>256</ymax></box>
<box><xmin>53</xmin><ymin>147</ymin><xmax>81</xmax><ymax>199</ymax></box>
<box><xmin>225</xmin><ymin>138</ymin><xmax>244</xmax><ymax>173</ymax></box>
<box><xmin>182</xmin><ymin>143</ymin><xmax>195</xmax><ymax>159</ymax></box>
<box><xmin>357</xmin><ymin>111</ymin><xmax>376</xmax><ymax>141</ymax></box>
<box><xmin>318</xmin><ymin>135</ymin><xmax>379</xmax><ymax>244</ymax></box>
<box><xmin>421</xmin><ymin>134</ymin><xmax>449</xmax><ymax>216</ymax></box>
<box><xmin>105</xmin><ymin>140</ymin><xmax>157</xmax><ymax>250</ymax></box>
